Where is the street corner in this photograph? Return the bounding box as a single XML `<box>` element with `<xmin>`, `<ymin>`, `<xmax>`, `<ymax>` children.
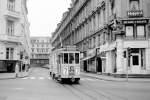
<box><xmin>0</xmin><ymin>73</ymin><xmax>16</xmax><ymax>80</ymax></box>
<box><xmin>0</xmin><ymin>72</ymin><xmax>29</xmax><ymax>80</ymax></box>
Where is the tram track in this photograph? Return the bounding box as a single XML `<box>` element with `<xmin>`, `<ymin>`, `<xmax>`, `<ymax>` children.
<box><xmin>62</xmin><ymin>83</ymin><xmax>98</xmax><ymax>100</ymax></box>
<box><xmin>51</xmin><ymin>76</ymin><xmax>128</xmax><ymax>100</ymax></box>
<box><xmin>81</xmin><ymin>81</ymin><xmax>128</xmax><ymax>100</ymax></box>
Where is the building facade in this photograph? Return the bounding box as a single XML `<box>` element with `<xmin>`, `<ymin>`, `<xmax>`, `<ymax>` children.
<box><xmin>0</xmin><ymin>0</ymin><xmax>30</xmax><ymax>72</ymax></box>
<box><xmin>30</xmin><ymin>37</ymin><xmax>51</xmax><ymax>67</ymax></box>
<box><xmin>51</xmin><ymin>0</ymin><xmax>150</xmax><ymax>75</ymax></box>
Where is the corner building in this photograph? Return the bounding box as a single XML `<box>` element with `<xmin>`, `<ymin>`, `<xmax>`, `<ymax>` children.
<box><xmin>0</xmin><ymin>0</ymin><xmax>30</xmax><ymax>72</ymax></box>
<box><xmin>30</xmin><ymin>37</ymin><xmax>51</xmax><ymax>67</ymax></box>
<box><xmin>51</xmin><ymin>0</ymin><xmax>150</xmax><ymax>75</ymax></box>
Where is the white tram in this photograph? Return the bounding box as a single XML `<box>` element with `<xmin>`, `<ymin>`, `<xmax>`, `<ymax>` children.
<box><xmin>49</xmin><ymin>46</ymin><xmax>80</xmax><ymax>83</ymax></box>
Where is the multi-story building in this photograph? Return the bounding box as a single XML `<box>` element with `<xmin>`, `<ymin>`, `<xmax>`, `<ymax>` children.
<box><xmin>0</xmin><ymin>0</ymin><xmax>30</xmax><ymax>72</ymax></box>
<box><xmin>30</xmin><ymin>37</ymin><xmax>51</xmax><ymax>67</ymax></box>
<box><xmin>51</xmin><ymin>0</ymin><xmax>150</xmax><ymax>75</ymax></box>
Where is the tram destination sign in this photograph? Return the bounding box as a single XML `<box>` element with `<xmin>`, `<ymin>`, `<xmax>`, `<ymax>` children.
<box><xmin>122</xmin><ymin>19</ymin><xmax>148</xmax><ymax>24</ymax></box>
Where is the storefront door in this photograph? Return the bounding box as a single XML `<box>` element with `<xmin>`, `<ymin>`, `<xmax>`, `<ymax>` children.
<box><xmin>131</xmin><ymin>53</ymin><xmax>141</xmax><ymax>74</ymax></box>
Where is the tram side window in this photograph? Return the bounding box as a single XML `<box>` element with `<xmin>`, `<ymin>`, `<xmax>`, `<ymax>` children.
<box><xmin>69</xmin><ymin>53</ymin><xmax>74</xmax><ymax>64</ymax></box>
<box><xmin>75</xmin><ymin>53</ymin><xmax>79</xmax><ymax>64</ymax></box>
<box><xmin>64</xmin><ymin>53</ymin><xmax>68</xmax><ymax>64</ymax></box>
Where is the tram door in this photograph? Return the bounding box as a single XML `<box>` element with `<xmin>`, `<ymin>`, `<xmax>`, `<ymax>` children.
<box><xmin>131</xmin><ymin>53</ymin><xmax>141</xmax><ymax>73</ymax></box>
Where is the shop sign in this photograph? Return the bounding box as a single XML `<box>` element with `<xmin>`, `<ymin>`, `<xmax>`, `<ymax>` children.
<box><xmin>122</xmin><ymin>19</ymin><xmax>148</xmax><ymax>24</ymax></box>
<box><xmin>127</xmin><ymin>10</ymin><xmax>143</xmax><ymax>18</ymax></box>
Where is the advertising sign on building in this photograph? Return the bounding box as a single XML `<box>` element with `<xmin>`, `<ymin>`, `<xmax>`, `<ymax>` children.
<box><xmin>127</xmin><ymin>10</ymin><xmax>143</xmax><ymax>18</ymax></box>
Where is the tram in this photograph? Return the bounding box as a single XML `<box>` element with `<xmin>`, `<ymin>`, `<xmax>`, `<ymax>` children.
<box><xmin>49</xmin><ymin>46</ymin><xmax>80</xmax><ymax>83</ymax></box>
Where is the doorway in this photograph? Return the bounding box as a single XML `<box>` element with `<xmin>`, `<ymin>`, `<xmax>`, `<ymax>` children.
<box><xmin>97</xmin><ymin>57</ymin><xmax>102</xmax><ymax>72</ymax></box>
<box><xmin>84</xmin><ymin>60</ymin><xmax>87</xmax><ymax>72</ymax></box>
<box><xmin>131</xmin><ymin>53</ymin><xmax>141</xmax><ymax>73</ymax></box>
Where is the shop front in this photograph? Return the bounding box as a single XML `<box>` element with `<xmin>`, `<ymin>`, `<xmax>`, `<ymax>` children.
<box><xmin>81</xmin><ymin>49</ymin><xmax>96</xmax><ymax>73</ymax></box>
<box><xmin>0</xmin><ymin>60</ymin><xmax>21</xmax><ymax>73</ymax></box>
<box><xmin>81</xmin><ymin>48</ymin><xmax>106</xmax><ymax>73</ymax></box>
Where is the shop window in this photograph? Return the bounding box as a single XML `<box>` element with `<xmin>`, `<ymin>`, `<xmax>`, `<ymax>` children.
<box><xmin>137</xmin><ymin>25</ymin><xmax>145</xmax><ymax>37</ymax></box>
<box><xmin>141</xmin><ymin>49</ymin><xmax>146</xmax><ymax>69</ymax></box>
<box><xmin>125</xmin><ymin>25</ymin><xmax>134</xmax><ymax>37</ymax></box>
<box><xmin>132</xmin><ymin>55</ymin><xmax>139</xmax><ymax>65</ymax></box>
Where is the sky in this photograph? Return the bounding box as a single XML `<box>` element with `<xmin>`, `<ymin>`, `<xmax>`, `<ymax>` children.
<box><xmin>27</xmin><ymin>0</ymin><xmax>71</xmax><ymax>37</ymax></box>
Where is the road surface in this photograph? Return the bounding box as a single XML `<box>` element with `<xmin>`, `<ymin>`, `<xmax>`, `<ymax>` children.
<box><xmin>0</xmin><ymin>67</ymin><xmax>150</xmax><ymax>100</ymax></box>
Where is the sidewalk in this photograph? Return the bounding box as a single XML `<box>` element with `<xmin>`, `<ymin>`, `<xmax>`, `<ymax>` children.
<box><xmin>81</xmin><ymin>72</ymin><xmax>150</xmax><ymax>82</ymax></box>
<box><xmin>0</xmin><ymin>71</ymin><xmax>29</xmax><ymax>80</ymax></box>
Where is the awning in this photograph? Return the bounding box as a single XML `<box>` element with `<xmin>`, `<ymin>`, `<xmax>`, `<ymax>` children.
<box><xmin>81</xmin><ymin>55</ymin><xmax>95</xmax><ymax>61</ymax></box>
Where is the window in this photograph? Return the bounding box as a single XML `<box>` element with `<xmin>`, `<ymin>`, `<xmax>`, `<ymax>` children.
<box><xmin>100</xmin><ymin>34</ymin><xmax>104</xmax><ymax>45</ymax></box>
<box><xmin>32</xmin><ymin>49</ymin><xmax>34</xmax><ymax>52</ymax></box>
<box><xmin>10</xmin><ymin>48</ymin><xmax>13</xmax><ymax>60</ymax></box>
<box><xmin>93</xmin><ymin>37</ymin><xmax>96</xmax><ymax>48</ymax></box>
<box><xmin>130</xmin><ymin>0</ymin><xmax>139</xmax><ymax>10</ymax></box>
<box><xmin>69</xmin><ymin>53</ymin><xmax>74</xmax><ymax>64</ymax></box>
<box><xmin>98</xmin><ymin>35</ymin><xmax>100</xmax><ymax>46</ymax></box>
<box><xmin>126</xmin><ymin>26</ymin><xmax>134</xmax><ymax>37</ymax></box>
<box><xmin>75</xmin><ymin>53</ymin><xmax>79</xmax><ymax>64</ymax></box>
<box><xmin>37</xmin><ymin>49</ymin><xmax>39</xmax><ymax>52</ymax></box>
<box><xmin>89</xmin><ymin>39</ymin><xmax>92</xmax><ymax>49</ymax></box>
<box><xmin>132</xmin><ymin>55</ymin><xmax>139</xmax><ymax>65</ymax></box>
<box><xmin>7</xmin><ymin>20</ymin><xmax>14</xmax><ymax>36</ymax></box>
<box><xmin>64</xmin><ymin>53</ymin><xmax>68</xmax><ymax>64</ymax></box>
<box><xmin>6</xmin><ymin>48</ymin><xmax>9</xmax><ymax>59</ymax></box>
<box><xmin>103</xmin><ymin>9</ymin><xmax>106</xmax><ymax>24</ymax></box>
<box><xmin>20</xmin><ymin>52</ymin><xmax>23</xmax><ymax>59</ymax></box>
<box><xmin>7</xmin><ymin>0</ymin><xmax>15</xmax><ymax>11</ymax></box>
<box><xmin>137</xmin><ymin>25</ymin><xmax>145</xmax><ymax>37</ymax></box>
<box><xmin>6</xmin><ymin>48</ymin><xmax>14</xmax><ymax>60</ymax></box>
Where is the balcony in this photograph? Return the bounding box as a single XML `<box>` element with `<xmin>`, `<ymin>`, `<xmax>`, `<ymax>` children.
<box><xmin>0</xmin><ymin>34</ymin><xmax>22</xmax><ymax>43</ymax></box>
<box><xmin>4</xmin><ymin>9</ymin><xmax>20</xmax><ymax>20</ymax></box>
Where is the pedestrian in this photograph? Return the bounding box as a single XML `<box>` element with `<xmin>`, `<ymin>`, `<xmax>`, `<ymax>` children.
<box><xmin>15</xmin><ymin>62</ymin><xmax>19</xmax><ymax>77</ymax></box>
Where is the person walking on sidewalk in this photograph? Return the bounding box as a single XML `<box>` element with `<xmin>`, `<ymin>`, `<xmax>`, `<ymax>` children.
<box><xmin>15</xmin><ymin>62</ymin><xmax>19</xmax><ymax>77</ymax></box>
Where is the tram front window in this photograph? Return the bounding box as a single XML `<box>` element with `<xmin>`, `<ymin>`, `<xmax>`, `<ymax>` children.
<box><xmin>64</xmin><ymin>53</ymin><xmax>68</xmax><ymax>64</ymax></box>
<box><xmin>75</xmin><ymin>53</ymin><xmax>79</xmax><ymax>64</ymax></box>
<box><xmin>69</xmin><ymin>53</ymin><xmax>74</xmax><ymax>64</ymax></box>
